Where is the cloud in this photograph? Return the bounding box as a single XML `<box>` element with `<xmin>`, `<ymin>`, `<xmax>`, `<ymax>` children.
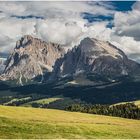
<box><xmin>0</xmin><ymin>17</ymin><xmax>35</xmax><ymax>38</ymax></box>
<box><xmin>0</xmin><ymin>17</ymin><xmax>36</xmax><ymax>53</ymax></box>
<box><xmin>0</xmin><ymin>1</ymin><xmax>115</xmax><ymax>18</ymax></box>
<box><xmin>0</xmin><ymin>1</ymin><xmax>140</xmax><ymax>64</ymax></box>
<box><xmin>113</xmin><ymin>10</ymin><xmax>140</xmax><ymax>41</ymax></box>
<box><xmin>132</xmin><ymin>1</ymin><xmax>140</xmax><ymax>10</ymax></box>
<box><xmin>0</xmin><ymin>1</ymin><xmax>114</xmax><ymax>52</ymax></box>
<box><xmin>106</xmin><ymin>1</ymin><xmax>140</xmax><ymax>62</ymax></box>
<box><xmin>85</xmin><ymin>21</ymin><xmax>112</xmax><ymax>41</ymax></box>
<box><xmin>35</xmin><ymin>19</ymin><xmax>86</xmax><ymax>46</ymax></box>
<box><xmin>0</xmin><ymin>35</ymin><xmax>14</xmax><ymax>53</ymax></box>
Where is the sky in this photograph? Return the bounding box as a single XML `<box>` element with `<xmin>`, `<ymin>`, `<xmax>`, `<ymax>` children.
<box><xmin>0</xmin><ymin>1</ymin><xmax>140</xmax><ymax>63</ymax></box>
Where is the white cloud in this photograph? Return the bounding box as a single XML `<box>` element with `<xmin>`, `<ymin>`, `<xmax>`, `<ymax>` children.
<box><xmin>0</xmin><ymin>2</ymin><xmax>25</xmax><ymax>16</ymax></box>
<box><xmin>0</xmin><ymin>17</ymin><xmax>36</xmax><ymax>53</ymax></box>
<box><xmin>107</xmin><ymin>1</ymin><xmax>140</xmax><ymax>62</ymax></box>
<box><xmin>0</xmin><ymin>1</ymin><xmax>115</xmax><ymax>18</ymax></box>
<box><xmin>35</xmin><ymin>19</ymin><xmax>85</xmax><ymax>46</ymax></box>
<box><xmin>132</xmin><ymin>1</ymin><xmax>140</xmax><ymax>10</ymax></box>
<box><xmin>85</xmin><ymin>21</ymin><xmax>112</xmax><ymax>41</ymax></box>
<box><xmin>0</xmin><ymin>18</ymin><xmax>35</xmax><ymax>38</ymax></box>
<box><xmin>113</xmin><ymin>10</ymin><xmax>140</xmax><ymax>41</ymax></box>
<box><xmin>0</xmin><ymin>1</ymin><xmax>115</xmax><ymax>53</ymax></box>
<box><xmin>0</xmin><ymin>1</ymin><xmax>140</xmax><ymax>64</ymax></box>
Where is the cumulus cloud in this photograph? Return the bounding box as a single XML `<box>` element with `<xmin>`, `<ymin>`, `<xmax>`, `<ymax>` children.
<box><xmin>0</xmin><ymin>1</ymin><xmax>115</xmax><ymax>53</ymax></box>
<box><xmin>113</xmin><ymin>10</ymin><xmax>140</xmax><ymax>41</ymax></box>
<box><xmin>35</xmin><ymin>19</ymin><xmax>85</xmax><ymax>46</ymax></box>
<box><xmin>0</xmin><ymin>17</ymin><xmax>36</xmax><ymax>53</ymax></box>
<box><xmin>108</xmin><ymin>1</ymin><xmax>140</xmax><ymax>62</ymax></box>
<box><xmin>112</xmin><ymin>1</ymin><xmax>140</xmax><ymax>43</ymax></box>
<box><xmin>85</xmin><ymin>21</ymin><xmax>112</xmax><ymax>41</ymax></box>
<box><xmin>0</xmin><ymin>1</ymin><xmax>140</xmax><ymax>63</ymax></box>
<box><xmin>0</xmin><ymin>1</ymin><xmax>115</xmax><ymax>18</ymax></box>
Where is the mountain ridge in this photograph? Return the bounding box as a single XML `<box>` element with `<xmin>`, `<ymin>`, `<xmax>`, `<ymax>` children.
<box><xmin>0</xmin><ymin>35</ymin><xmax>140</xmax><ymax>85</ymax></box>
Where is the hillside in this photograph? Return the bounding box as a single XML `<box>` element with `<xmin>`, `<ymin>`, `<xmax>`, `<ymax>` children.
<box><xmin>0</xmin><ymin>105</ymin><xmax>140</xmax><ymax>139</ymax></box>
<box><xmin>113</xmin><ymin>100</ymin><xmax>140</xmax><ymax>108</ymax></box>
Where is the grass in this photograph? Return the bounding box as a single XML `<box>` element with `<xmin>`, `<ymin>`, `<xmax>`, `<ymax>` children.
<box><xmin>112</xmin><ymin>100</ymin><xmax>140</xmax><ymax>108</ymax></box>
<box><xmin>22</xmin><ymin>95</ymin><xmax>80</xmax><ymax>109</ymax></box>
<box><xmin>22</xmin><ymin>95</ymin><xmax>63</xmax><ymax>107</ymax></box>
<box><xmin>133</xmin><ymin>100</ymin><xmax>140</xmax><ymax>108</ymax></box>
<box><xmin>32</xmin><ymin>97</ymin><xmax>62</xmax><ymax>104</ymax></box>
<box><xmin>3</xmin><ymin>97</ymin><xmax>32</xmax><ymax>105</ymax></box>
<box><xmin>0</xmin><ymin>105</ymin><xmax>140</xmax><ymax>139</ymax></box>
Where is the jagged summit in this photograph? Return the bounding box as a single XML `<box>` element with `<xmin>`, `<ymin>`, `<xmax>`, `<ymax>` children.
<box><xmin>52</xmin><ymin>37</ymin><xmax>140</xmax><ymax>84</ymax></box>
<box><xmin>0</xmin><ymin>35</ymin><xmax>140</xmax><ymax>85</ymax></box>
<box><xmin>15</xmin><ymin>35</ymin><xmax>63</xmax><ymax>51</ymax></box>
<box><xmin>15</xmin><ymin>35</ymin><xmax>33</xmax><ymax>49</ymax></box>
<box><xmin>1</xmin><ymin>35</ymin><xmax>65</xmax><ymax>85</ymax></box>
<box><xmin>78</xmin><ymin>37</ymin><xmax>125</xmax><ymax>59</ymax></box>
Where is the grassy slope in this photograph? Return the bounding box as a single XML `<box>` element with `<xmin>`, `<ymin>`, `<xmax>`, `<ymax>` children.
<box><xmin>0</xmin><ymin>106</ymin><xmax>140</xmax><ymax>139</ymax></box>
<box><xmin>135</xmin><ymin>100</ymin><xmax>140</xmax><ymax>107</ymax></box>
<box><xmin>22</xmin><ymin>95</ymin><xmax>81</xmax><ymax>109</ymax></box>
<box><xmin>113</xmin><ymin>100</ymin><xmax>140</xmax><ymax>108</ymax></box>
<box><xmin>22</xmin><ymin>96</ymin><xmax>63</xmax><ymax>107</ymax></box>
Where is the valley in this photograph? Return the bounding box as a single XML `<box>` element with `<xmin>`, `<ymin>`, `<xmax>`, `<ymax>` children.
<box><xmin>1</xmin><ymin>79</ymin><xmax>140</xmax><ymax>107</ymax></box>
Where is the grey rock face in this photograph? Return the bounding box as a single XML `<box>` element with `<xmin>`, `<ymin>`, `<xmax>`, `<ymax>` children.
<box><xmin>0</xmin><ymin>58</ymin><xmax>6</xmax><ymax>74</ymax></box>
<box><xmin>52</xmin><ymin>37</ymin><xmax>140</xmax><ymax>82</ymax></box>
<box><xmin>1</xmin><ymin>35</ymin><xmax>65</xmax><ymax>84</ymax></box>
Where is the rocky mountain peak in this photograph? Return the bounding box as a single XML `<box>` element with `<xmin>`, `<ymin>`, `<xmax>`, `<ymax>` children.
<box><xmin>15</xmin><ymin>35</ymin><xmax>33</xmax><ymax>49</ymax></box>
<box><xmin>52</xmin><ymin>37</ymin><xmax>140</xmax><ymax>84</ymax></box>
<box><xmin>79</xmin><ymin>37</ymin><xmax>125</xmax><ymax>59</ymax></box>
<box><xmin>1</xmin><ymin>35</ymin><xmax>65</xmax><ymax>85</ymax></box>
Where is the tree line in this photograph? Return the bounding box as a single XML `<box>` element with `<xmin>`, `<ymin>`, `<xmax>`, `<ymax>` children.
<box><xmin>65</xmin><ymin>103</ymin><xmax>140</xmax><ymax>120</ymax></box>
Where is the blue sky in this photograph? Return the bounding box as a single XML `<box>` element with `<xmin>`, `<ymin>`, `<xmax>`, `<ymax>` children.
<box><xmin>83</xmin><ymin>1</ymin><xmax>136</xmax><ymax>26</ymax></box>
<box><xmin>0</xmin><ymin>1</ymin><xmax>140</xmax><ymax>62</ymax></box>
<box><xmin>112</xmin><ymin>1</ymin><xmax>135</xmax><ymax>11</ymax></box>
<box><xmin>8</xmin><ymin>1</ymin><xmax>136</xmax><ymax>22</ymax></box>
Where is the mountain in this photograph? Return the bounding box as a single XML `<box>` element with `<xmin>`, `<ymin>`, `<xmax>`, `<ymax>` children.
<box><xmin>0</xmin><ymin>36</ymin><xmax>140</xmax><ymax>106</ymax></box>
<box><xmin>0</xmin><ymin>36</ymin><xmax>140</xmax><ymax>85</ymax></box>
<box><xmin>52</xmin><ymin>37</ymin><xmax>140</xmax><ymax>85</ymax></box>
<box><xmin>0</xmin><ymin>35</ymin><xmax>65</xmax><ymax>85</ymax></box>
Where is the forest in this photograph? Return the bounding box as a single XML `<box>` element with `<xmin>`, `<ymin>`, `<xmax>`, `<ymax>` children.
<box><xmin>66</xmin><ymin>103</ymin><xmax>140</xmax><ymax>120</ymax></box>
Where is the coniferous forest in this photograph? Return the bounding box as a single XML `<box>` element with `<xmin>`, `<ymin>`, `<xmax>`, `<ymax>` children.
<box><xmin>66</xmin><ymin>103</ymin><xmax>140</xmax><ymax>120</ymax></box>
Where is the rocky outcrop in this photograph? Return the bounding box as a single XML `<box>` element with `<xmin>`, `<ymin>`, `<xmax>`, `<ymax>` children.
<box><xmin>0</xmin><ymin>58</ymin><xmax>6</xmax><ymax>74</ymax></box>
<box><xmin>1</xmin><ymin>35</ymin><xmax>65</xmax><ymax>84</ymax></box>
<box><xmin>52</xmin><ymin>37</ymin><xmax>140</xmax><ymax>83</ymax></box>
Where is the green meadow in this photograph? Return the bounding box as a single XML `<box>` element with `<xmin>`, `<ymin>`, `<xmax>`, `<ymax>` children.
<box><xmin>113</xmin><ymin>100</ymin><xmax>140</xmax><ymax>108</ymax></box>
<box><xmin>0</xmin><ymin>105</ymin><xmax>140</xmax><ymax>139</ymax></box>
